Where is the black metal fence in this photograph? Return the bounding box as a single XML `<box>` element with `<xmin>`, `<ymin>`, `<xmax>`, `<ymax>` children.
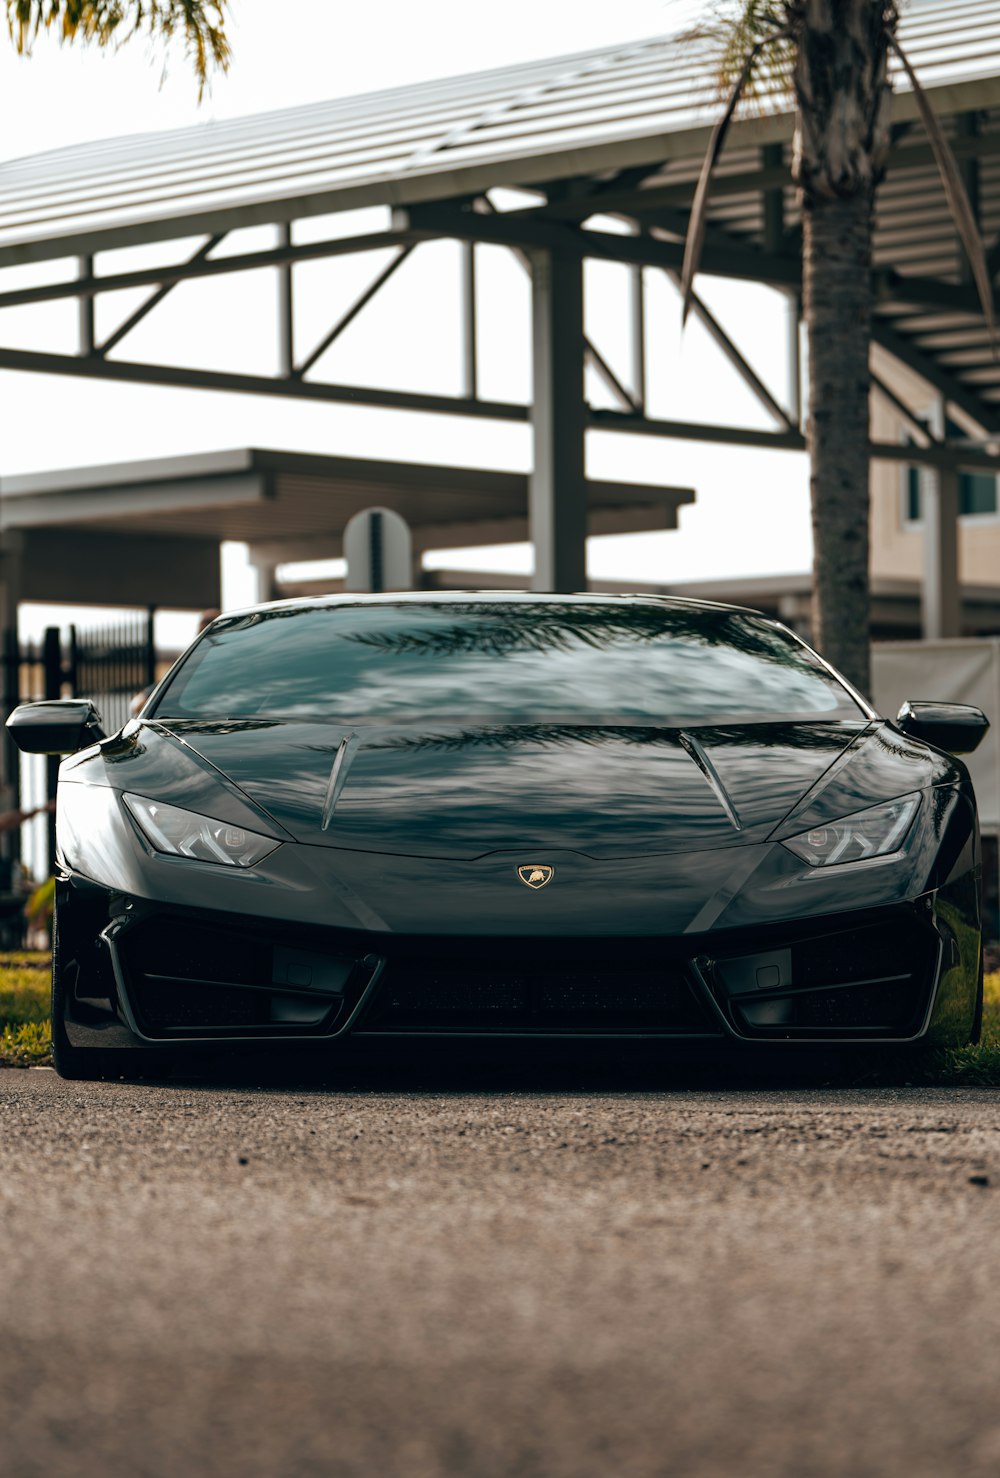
<box><xmin>1</xmin><ymin>612</ymin><xmax>156</xmax><ymax>890</ymax></box>
<box><xmin>69</xmin><ymin>611</ymin><xmax>157</xmax><ymax>736</ymax></box>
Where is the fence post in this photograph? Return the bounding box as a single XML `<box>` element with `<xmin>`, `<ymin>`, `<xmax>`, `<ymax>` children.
<box><xmin>145</xmin><ymin>608</ymin><xmax>156</xmax><ymax>690</ymax></box>
<box><xmin>66</xmin><ymin>624</ymin><xmax>79</xmax><ymax>697</ymax></box>
<box><xmin>42</xmin><ymin>627</ymin><xmax>62</xmax><ymax>703</ymax></box>
<box><xmin>42</xmin><ymin>627</ymin><xmax>62</xmax><ymax>871</ymax></box>
<box><xmin>2</xmin><ymin>628</ymin><xmax>21</xmax><ymax>875</ymax></box>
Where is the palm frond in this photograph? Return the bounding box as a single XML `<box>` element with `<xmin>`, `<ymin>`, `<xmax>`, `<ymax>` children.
<box><xmin>887</xmin><ymin>33</ymin><xmax>996</xmax><ymax>353</ymax></box>
<box><xmin>5</xmin><ymin>1</ymin><xmax>231</xmax><ymax>95</ymax></box>
<box><xmin>679</xmin><ymin>25</ymin><xmax>790</xmax><ymax>327</ymax></box>
<box><xmin>680</xmin><ymin>2</ymin><xmax>796</xmax><ymax>104</ymax></box>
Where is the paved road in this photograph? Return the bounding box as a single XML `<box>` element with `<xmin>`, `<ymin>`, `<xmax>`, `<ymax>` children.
<box><xmin>2</xmin><ymin>1063</ymin><xmax>999</xmax><ymax>1478</ymax></box>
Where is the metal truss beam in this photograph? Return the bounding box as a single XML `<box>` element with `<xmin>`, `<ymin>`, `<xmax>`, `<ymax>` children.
<box><xmin>96</xmin><ymin>234</ymin><xmax>226</xmax><ymax>357</ymax></box>
<box><xmin>1</xmin><ymin>335</ymin><xmax>992</xmax><ymax>472</ymax></box>
<box><xmin>875</xmin><ymin>270</ymin><xmax>998</xmax><ymax>316</ymax></box>
<box><xmin>543</xmin><ymin>163</ymin><xmax>669</xmax><ymax>212</ymax></box>
<box><xmin>528</xmin><ymin>128</ymin><xmax>1000</xmax><ymax>224</ymax></box>
<box><xmin>8</xmin><ymin>219</ymin><xmax>992</xmax><ymax>337</ymax></box>
<box><xmin>865</xmin><ymin>439</ymin><xmax>1000</xmax><ymax>471</ymax></box>
<box><xmin>0</xmin><ymin>345</ymin><xmax>529</xmax><ymax>420</ymax></box>
<box><xmin>397</xmin><ymin>205</ymin><xmax>802</xmax><ymax>286</ymax></box>
<box><xmin>871</xmin><ymin>370</ymin><xmax>940</xmax><ymax>445</ymax></box>
<box><xmin>956</xmin><ymin>113</ymin><xmax>981</xmax><ymax>289</ymax></box>
<box><xmin>0</xmin><ymin>214</ymin><xmax>804</xmax><ymax>320</ymax></box>
<box><xmin>664</xmin><ymin>269</ymin><xmax>795</xmax><ymax>430</ymax></box>
<box><xmin>0</xmin><ymin>340</ymin><xmax>993</xmax><ymax>471</ymax></box>
<box><xmin>530</xmin><ymin>166</ymin><xmax>791</xmax><ymax>222</ymax></box>
<box><xmin>0</xmin><ymin>229</ymin><xmax>419</xmax><ymax>311</ymax></box>
<box><xmin>474</xmin><ymin>195</ymin><xmax>637</xmax><ymax>411</ymax></box>
<box><xmin>870</xmin><ymin>318</ymin><xmax>1000</xmax><ymax>435</ymax></box>
<box><xmin>293</xmin><ymin>245</ymin><xmax>414</xmax><ymax>378</ymax></box>
<box><xmin>591</xmin><ymin>408</ymin><xmax>806</xmax><ymax>452</ymax></box>
<box><xmin>585</xmin><ymin>340</ymin><xmax>639</xmax><ymax>413</ymax></box>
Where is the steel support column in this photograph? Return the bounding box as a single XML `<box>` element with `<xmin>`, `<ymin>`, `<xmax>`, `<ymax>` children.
<box><xmin>630</xmin><ymin>264</ymin><xmax>646</xmax><ymax>413</ymax></box>
<box><xmin>0</xmin><ymin>532</ymin><xmax>23</xmax><ymax>873</ymax></box>
<box><xmin>461</xmin><ymin>241</ymin><xmax>477</xmax><ymax>399</ymax></box>
<box><xmin>921</xmin><ymin>463</ymin><xmax>961</xmax><ymax>638</ymax></box>
<box><xmin>921</xmin><ymin>398</ymin><xmax>961</xmax><ymax>638</ymax></box>
<box><xmin>276</xmin><ymin>223</ymin><xmax>294</xmax><ymax>378</ymax></box>
<box><xmin>77</xmin><ymin>256</ymin><xmax>94</xmax><ymax>355</ymax></box>
<box><xmin>786</xmin><ymin>291</ymin><xmax>801</xmax><ymax>429</ymax></box>
<box><xmin>529</xmin><ymin>247</ymin><xmax>586</xmax><ymax>592</ymax></box>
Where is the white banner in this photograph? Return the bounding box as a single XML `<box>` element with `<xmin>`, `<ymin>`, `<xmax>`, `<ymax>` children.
<box><xmin>872</xmin><ymin>639</ymin><xmax>1000</xmax><ymax>830</ymax></box>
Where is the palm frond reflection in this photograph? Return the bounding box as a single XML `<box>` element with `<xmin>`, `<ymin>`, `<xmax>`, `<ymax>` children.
<box><xmin>154</xmin><ymin>601</ymin><xmax>864</xmax><ymax>725</ymax></box>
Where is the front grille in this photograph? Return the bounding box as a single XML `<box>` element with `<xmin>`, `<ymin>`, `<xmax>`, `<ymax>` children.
<box><xmin>135</xmin><ymin>976</ymin><xmax>281</xmax><ymax>1032</ymax></box>
<box><xmin>359</xmin><ymin>954</ymin><xmax>718</xmax><ymax>1035</ymax></box>
<box><xmin>710</xmin><ymin>917</ymin><xmax>938</xmax><ymax>1039</ymax></box>
<box><xmin>117</xmin><ymin>915</ymin><xmax>373</xmax><ymax>1038</ymax></box>
<box><xmin>111</xmin><ymin>906</ymin><xmax>939</xmax><ymax>1044</ymax></box>
<box><xmin>735</xmin><ymin>979</ymin><xmax>915</xmax><ymax>1033</ymax></box>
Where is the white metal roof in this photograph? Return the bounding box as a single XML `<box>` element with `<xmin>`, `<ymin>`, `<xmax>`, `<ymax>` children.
<box><xmin>0</xmin><ymin>0</ymin><xmax>997</xmax><ymax>265</ymax></box>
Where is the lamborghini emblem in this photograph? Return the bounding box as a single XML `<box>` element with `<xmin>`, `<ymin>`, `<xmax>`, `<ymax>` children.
<box><xmin>517</xmin><ymin>864</ymin><xmax>554</xmax><ymax>890</ymax></box>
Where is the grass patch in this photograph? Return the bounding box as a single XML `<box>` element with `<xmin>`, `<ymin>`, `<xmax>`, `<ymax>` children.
<box><xmin>920</xmin><ymin>970</ymin><xmax>1000</xmax><ymax>1086</ymax></box>
<box><xmin>0</xmin><ymin>956</ymin><xmax>998</xmax><ymax>1081</ymax></box>
<box><xmin>0</xmin><ymin>954</ymin><xmax>50</xmax><ymax>1067</ymax></box>
<box><xmin>1</xmin><ymin>1020</ymin><xmax>51</xmax><ymax>1067</ymax></box>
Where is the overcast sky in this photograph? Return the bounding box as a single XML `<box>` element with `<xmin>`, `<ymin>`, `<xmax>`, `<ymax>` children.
<box><xmin>0</xmin><ymin>0</ymin><xmax>810</xmax><ymax>623</ymax></box>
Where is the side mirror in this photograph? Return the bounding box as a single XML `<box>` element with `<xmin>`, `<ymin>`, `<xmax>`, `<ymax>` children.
<box><xmin>6</xmin><ymin>699</ymin><xmax>106</xmax><ymax>755</ymax></box>
<box><xmin>895</xmin><ymin>700</ymin><xmax>989</xmax><ymax>755</ymax></box>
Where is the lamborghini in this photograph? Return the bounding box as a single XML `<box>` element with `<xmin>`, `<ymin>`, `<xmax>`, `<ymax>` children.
<box><xmin>6</xmin><ymin>593</ymin><xmax>989</xmax><ymax>1078</ymax></box>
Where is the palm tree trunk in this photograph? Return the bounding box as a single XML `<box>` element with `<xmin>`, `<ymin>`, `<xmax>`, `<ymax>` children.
<box><xmin>803</xmin><ymin>190</ymin><xmax>874</xmax><ymax>696</ymax></box>
<box><xmin>793</xmin><ymin>0</ymin><xmax>892</xmax><ymax>699</ymax></box>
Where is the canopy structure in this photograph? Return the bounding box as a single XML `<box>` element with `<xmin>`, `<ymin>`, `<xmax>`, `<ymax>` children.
<box><xmin>0</xmin><ymin>0</ymin><xmax>997</xmax><ymax>605</ymax></box>
<box><xmin>0</xmin><ymin>447</ymin><xmax>692</xmax><ymax>610</ymax></box>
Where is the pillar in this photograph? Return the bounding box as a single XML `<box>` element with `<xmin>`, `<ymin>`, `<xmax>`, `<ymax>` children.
<box><xmin>921</xmin><ymin>398</ymin><xmax>961</xmax><ymax>639</ymax></box>
<box><xmin>529</xmin><ymin>247</ymin><xmax>587</xmax><ymax>592</ymax></box>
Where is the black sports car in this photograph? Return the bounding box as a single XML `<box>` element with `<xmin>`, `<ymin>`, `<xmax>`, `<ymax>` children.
<box><xmin>7</xmin><ymin>593</ymin><xmax>990</xmax><ymax>1078</ymax></box>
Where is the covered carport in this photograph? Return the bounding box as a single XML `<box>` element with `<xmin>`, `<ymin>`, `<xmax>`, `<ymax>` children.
<box><xmin>0</xmin><ymin>0</ymin><xmax>995</xmax><ymax>632</ymax></box>
<box><xmin>0</xmin><ymin>0</ymin><xmax>992</xmax><ymax>626</ymax></box>
<box><xmin>0</xmin><ymin>446</ymin><xmax>692</xmax><ymax>615</ymax></box>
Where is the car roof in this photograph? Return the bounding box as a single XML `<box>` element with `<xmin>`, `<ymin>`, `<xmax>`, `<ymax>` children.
<box><xmin>218</xmin><ymin>590</ymin><xmax>765</xmax><ymax>622</ymax></box>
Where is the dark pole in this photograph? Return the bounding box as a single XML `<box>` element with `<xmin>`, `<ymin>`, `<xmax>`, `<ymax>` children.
<box><xmin>2</xmin><ymin>628</ymin><xmax>21</xmax><ymax>877</ymax></box>
<box><xmin>145</xmin><ymin>608</ymin><xmax>157</xmax><ymax>690</ymax></box>
<box><xmin>42</xmin><ymin>626</ymin><xmax>62</xmax><ymax>872</ymax></box>
<box><xmin>528</xmin><ymin>246</ymin><xmax>587</xmax><ymax>592</ymax></box>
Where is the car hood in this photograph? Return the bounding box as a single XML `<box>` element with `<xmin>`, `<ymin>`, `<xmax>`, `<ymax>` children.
<box><xmin>127</xmin><ymin>716</ymin><xmax>876</xmax><ymax>860</ymax></box>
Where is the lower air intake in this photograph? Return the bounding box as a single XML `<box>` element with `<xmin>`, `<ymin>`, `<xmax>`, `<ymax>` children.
<box><xmin>711</xmin><ymin>918</ymin><xmax>937</xmax><ymax>1039</ymax></box>
<box><xmin>117</xmin><ymin>915</ymin><xmax>371</xmax><ymax>1038</ymax></box>
<box><xmin>360</xmin><ymin>953</ymin><xmax>719</xmax><ymax>1035</ymax></box>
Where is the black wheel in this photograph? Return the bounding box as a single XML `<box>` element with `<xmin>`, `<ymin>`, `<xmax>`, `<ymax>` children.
<box><xmin>51</xmin><ymin>896</ymin><xmax>167</xmax><ymax>1081</ymax></box>
<box><xmin>970</xmin><ymin>942</ymin><xmax>985</xmax><ymax>1047</ymax></box>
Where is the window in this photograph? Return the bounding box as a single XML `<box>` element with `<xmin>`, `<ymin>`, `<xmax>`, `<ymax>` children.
<box><xmin>904</xmin><ymin>417</ymin><xmax>997</xmax><ymax>521</ymax></box>
<box><xmin>152</xmin><ymin>601</ymin><xmax>866</xmax><ymax>725</ymax></box>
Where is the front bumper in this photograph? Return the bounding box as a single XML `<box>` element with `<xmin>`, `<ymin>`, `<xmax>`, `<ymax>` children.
<box><xmin>57</xmin><ymin>879</ymin><xmax>975</xmax><ymax>1049</ymax></box>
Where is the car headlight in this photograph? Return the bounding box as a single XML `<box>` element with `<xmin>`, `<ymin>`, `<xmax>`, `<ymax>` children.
<box><xmin>782</xmin><ymin>793</ymin><xmax>920</xmax><ymax>867</ymax></box>
<box><xmin>123</xmin><ymin>793</ymin><xmax>281</xmax><ymax>868</ymax></box>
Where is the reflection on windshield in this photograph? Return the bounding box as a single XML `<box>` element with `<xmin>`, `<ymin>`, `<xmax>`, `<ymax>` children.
<box><xmin>152</xmin><ymin>602</ymin><xmax>863</xmax><ymax>724</ymax></box>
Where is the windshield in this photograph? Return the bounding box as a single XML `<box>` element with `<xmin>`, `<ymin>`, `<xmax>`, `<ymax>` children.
<box><xmin>151</xmin><ymin>601</ymin><xmax>865</xmax><ymax>725</ymax></box>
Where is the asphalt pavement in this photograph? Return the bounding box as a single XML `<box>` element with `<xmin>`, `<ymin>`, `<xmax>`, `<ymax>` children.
<box><xmin>2</xmin><ymin>1062</ymin><xmax>999</xmax><ymax>1478</ymax></box>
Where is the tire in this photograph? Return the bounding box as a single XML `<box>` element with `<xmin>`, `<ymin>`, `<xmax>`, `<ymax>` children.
<box><xmin>51</xmin><ymin>898</ymin><xmax>167</xmax><ymax>1081</ymax></box>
